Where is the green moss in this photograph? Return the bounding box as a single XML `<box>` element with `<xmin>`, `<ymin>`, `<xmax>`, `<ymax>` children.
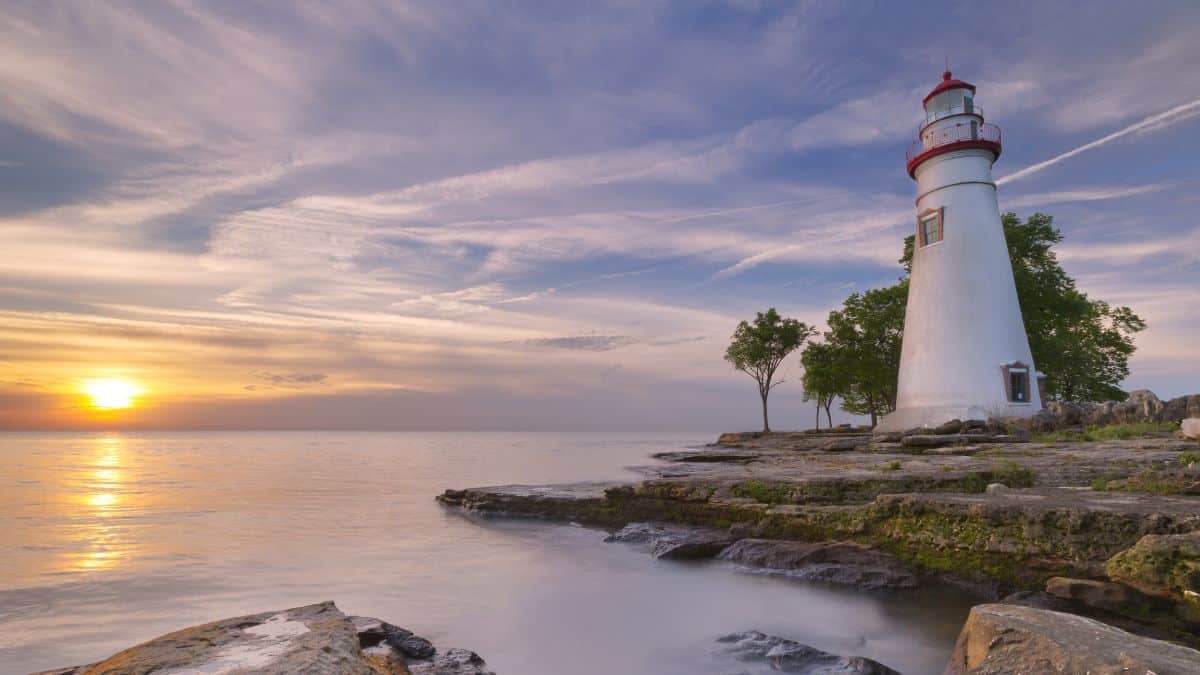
<box><xmin>731</xmin><ymin>480</ymin><xmax>794</xmax><ymax>505</ymax></box>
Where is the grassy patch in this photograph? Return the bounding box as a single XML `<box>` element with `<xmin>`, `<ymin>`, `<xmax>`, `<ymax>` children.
<box><xmin>1180</xmin><ymin>451</ymin><xmax>1200</xmax><ymax>467</ymax></box>
<box><xmin>1032</xmin><ymin>422</ymin><xmax>1180</xmax><ymax>443</ymax></box>
<box><xmin>990</xmin><ymin>459</ymin><xmax>1036</xmax><ymax>487</ymax></box>
<box><xmin>881</xmin><ymin>460</ymin><xmax>902</xmax><ymax>472</ymax></box>
<box><xmin>1092</xmin><ymin>469</ymin><xmax>1199</xmax><ymax>496</ymax></box>
<box><xmin>731</xmin><ymin>480</ymin><xmax>793</xmax><ymax>504</ymax></box>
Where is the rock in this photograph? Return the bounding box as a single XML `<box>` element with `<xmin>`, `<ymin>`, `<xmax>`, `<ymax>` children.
<box><xmin>871</xmin><ymin>431</ymin><xmax>905</xmax><ymax>443</ymax></box>
<box><xmin>34</xmin><ymin>601</ymin><xmax>495</xmax><ymax>675</ymax></box>
<box><xmin>714</xmin><ymin>631</ymin><xmax>900</xmax><ymax>674</ymax></box>
<box><xmin>945</xmin><ymin>603</ymin><xmax>1200</xmax><ymax>674</ymax></box>
<box><xmin>718</xmin><ymin>539</ymin><xmax>918</xmax><ymax>590</ymax></box>
<box><xmin>1044</xmin><ymin>576</ymin><xmax>1134</xmax><ymax>613</ymax></box>
<box><xmin>407</xmin><ymin>648</ymin><xmax>492</xmax><ymax>675</ymax></box>
<box><xmin>1087</xmin><ymin>389</ymin><xmax>1169</xmax><ymax>426</ymax></box>
<box><xmin>1182</xmin><ymin>418</ymin><xmax>1200</xmax><ymax>440</ymax></box>
<box><xmin>1027</xmin><ymin>409</ymin><xmax>1061</xmax><ymax>432</ymax></box>
<box><xmin>1106</xmin><ymin>532</ymin><xmax>1200</xmax><ymax>607</ymax></box>
<box><xmin>984</xmin><ymin>483</ymin><xmax>1007</xmax><ymax>494</ymax></box>
<box><xmin>604</xmin><ymin>521</ymin><xmax>664</xmax><ymax>543</ymax></box>
<box><xmin>652</xmin><ymin>528</ymin><xmax>735</xmax><ymax>560</ymax></box>
<box><xmin>1163</xmin><ymin>395</ymin><xmax>1200</xmax><ymax>423</ymax></box>
<box><xmin>819</xmin><ymin>438</ymin><xmax>867</xmax><ymax>452</ymax></box>
<box><xmin>1047</xmin><ymin>401</ymin><xmax>1088</xmax><ymax>426</ymax></box>
<box><xmin>933</xmin><ymin>419</ymin><xmax>963</xmax><ymax>434</ymax></box>
<box><xmin>605</xmin><ymin>522</ymin><xmax>734</xmax><ymax>560</ymax></box>
<box><xmin>901</xmin><ymin>433</ymin><xmax>995</xmax><ymax>448</ymax></box>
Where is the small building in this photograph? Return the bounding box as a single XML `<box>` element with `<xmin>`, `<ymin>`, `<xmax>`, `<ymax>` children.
<box><xmin>876</xmin><ymin>71</ymin><xmax>1043</xmax><ymax>432</ymax></box>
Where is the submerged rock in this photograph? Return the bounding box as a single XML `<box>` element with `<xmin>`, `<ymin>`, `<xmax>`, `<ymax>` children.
<box><xmin>718</xmin><ymin>539</ymin><xmax>918</xmax><ymax>590</ymax></box>
<box><xmin>606</xmin><ymin>522</ymin><xmax>735</xmax><ymax>560</ymax></box>
<box><xmin>714</xmin><ymin>631</ymin><xmax>900</xmax><ymax>674</ymax></box>
<box><xmin>36</xmin><ymin>602</ymin><xmax>493</xmax><ymax>675</ymax></box>
<box><xmin>944</xmin><ymin>603</ymin><xmax>1200</xmax><ymax>674</ymax></box>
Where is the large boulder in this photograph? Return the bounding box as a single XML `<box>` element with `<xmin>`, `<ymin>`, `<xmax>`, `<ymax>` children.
<box><xmin>944</xmin><ymin>603</ymin><xmax>1200</xmax><ymax>674</ymax></box>
<box><xmin>718</xmin><ymin>539</ymin><xmax>918</xmax><ymax>590</ymax></box>
<box><xmin>605</xmin><ymin>522</ymin><xmax>734</xmax><ymax>560</ymax></box>
<box><xmin>1087</xmin><ymin>389</ymin><xmax>1166</xmax><ymax>426</ymax></box>
<box><xmin>35</xmin><ymin>602</ymin><xmax>493</xmax><ymax>675</ymax></box>
<box><xmin>1182</xmin><ymin>418</ymin><xmax>1200</xmax><ymax>440</ymax></box>
<box><xmin>1106</xmin><ymin>532</ymin><xmax>1200</xmax><ymax>610</ymax></box>
<box><xmin>714</xmin><ymin>630</ymin><xmax>900</xmax><ymax>674</ymax></box>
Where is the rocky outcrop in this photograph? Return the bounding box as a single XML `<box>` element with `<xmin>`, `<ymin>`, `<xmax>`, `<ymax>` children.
<box><xmin>944</xmin><ymin>603</ymin><xmax>1200</xmax><ymax>674</ymax></box>
<box><xmin>718</xmin><ymin>539</ymin><xmax>918</xmax><ymax>590</ymax></box>
<box><xmin>1106</xmin><ymin>531</ymin><xmax>1200</xmax><ymax>620</ymax></box>
<box><xmin>714</xmin><ymin>631</ymin><xmax>900</xmax><ymax>674</ymax></box>
<box><xmin>36</xmin><ymin>602</ymin><xmax>493</xmax><ymax>675</ymax></box>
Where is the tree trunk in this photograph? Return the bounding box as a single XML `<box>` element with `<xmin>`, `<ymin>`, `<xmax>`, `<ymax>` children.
<box><xmin>760</xmin><ymin>389</ymin><xmax>770</xmax><ymax>433</ymax></box>
<box><xmin>814</xmin><ymin>404</ymin><xmax>820</xmax><ymax>430</ymax></box>
<box><xmin>824</xmin><ymin>401</ymin><xmax>833</xmax><ymax>428</ymax></box>
<box><xmin>868</xmin><ymin>393</ymin><xmax>878</xmax><ymax>427</ymax></box>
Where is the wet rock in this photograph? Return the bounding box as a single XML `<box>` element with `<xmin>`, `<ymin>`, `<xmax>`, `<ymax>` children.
<box><xmin>718</xmin><ymin>539</ymin><xmax>918</xmax><ymax>590</ymax></box>
<box><xmin>408</xmin><ymin>648</ymin><xmax>492</xmax><ymax>675</ymax></box>
<box><xmin>945</xmin><ymin>603</ymin><xmax>1200</xmax><ymax>674</ymax></box>
<box><xmin>715</xmin><ymin>631</ymin><xmax>900</xmax><ymax>674</ymax></box>
<box><xmin>33</xmin><ymin>601</ymin><xmax>495</xmax><ymax>675</ymax></box>
<box><xmin>606</xmin><ymin>522</ymin><xmax>735</xmax><ymax>560</ymax></box>
<box><xmin>605</xmin><ymin>522</ymin><xmax>665</xmax><ymax>544</ymax></box>
<box><xmin>652</xmin><ymin>529</ymin><xmax>735</xmax><ymax>560</ymax></box>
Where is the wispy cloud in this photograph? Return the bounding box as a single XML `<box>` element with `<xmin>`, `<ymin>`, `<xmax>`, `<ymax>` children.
<box><xmin>997</xmin><ymin>98</ymin><xmax>1200</xmax><ymax>185</ymax></box>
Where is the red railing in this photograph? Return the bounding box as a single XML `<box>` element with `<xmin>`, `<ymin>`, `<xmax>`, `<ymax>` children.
<box><xmin>906</xmin><ymin>122</ymin><xmax>1001</xmax><ymax>165</ymax></box>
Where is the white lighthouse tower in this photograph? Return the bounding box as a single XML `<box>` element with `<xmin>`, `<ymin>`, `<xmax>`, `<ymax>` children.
<box><xmin>877</xmin><ymin>71</ymin><xmax>1042</xmax><ymax>432</ymax></box>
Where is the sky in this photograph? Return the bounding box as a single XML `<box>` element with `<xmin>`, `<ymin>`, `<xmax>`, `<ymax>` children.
<box><xmin>1</xmin><ymin>1</ymin><xmax>1198</xmax><ymax>431</ymax></box>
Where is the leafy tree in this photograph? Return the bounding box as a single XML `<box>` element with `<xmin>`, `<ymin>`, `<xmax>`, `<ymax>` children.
<box><xmin>819</xmin><ymin>281</ymin><xmax>908</xmax><ymax>426</ymax></box>
<box><xmin>901</xmin><ymin>212</ymin><xmax>1144</xmax><ymax>401</ymax></box>
<box><xmin>725</xmin><ymin>308</ymin><xmax>814</xmax><ymax>432</ymax></box>
<box><xmin>800</xmin><ymin>340</ymin><xmax>845</xmax><ymax>429</ymax></box>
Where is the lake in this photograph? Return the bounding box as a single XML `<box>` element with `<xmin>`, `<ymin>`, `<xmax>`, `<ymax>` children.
<box><xmin>0</xmin><ymin>431</ymin><xmax>974</xmax><ymax>674</ymax></box>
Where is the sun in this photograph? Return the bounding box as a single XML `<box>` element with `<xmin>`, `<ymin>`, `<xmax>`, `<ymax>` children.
<box><xmin>83</xmin><ymin>379</ymin><xmax>142</xmax><ymax>410</ymax></box>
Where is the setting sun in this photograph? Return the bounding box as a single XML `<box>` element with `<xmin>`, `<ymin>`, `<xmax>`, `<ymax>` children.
<box><xmin>83</xmin><ymin>379</ymin><xmax>142</xmax><ymax>410</ymax></box>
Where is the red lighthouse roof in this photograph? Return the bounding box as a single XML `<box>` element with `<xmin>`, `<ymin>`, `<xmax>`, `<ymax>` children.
<box><xmin>922</xmin><ymin>70</ymin><xmax>976</xmax><ymax>105</ymax></box>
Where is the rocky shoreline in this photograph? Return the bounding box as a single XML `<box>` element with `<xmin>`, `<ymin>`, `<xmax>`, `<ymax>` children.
<box><xmin>437</xmin><ymin>395</ymin><xmax>1200</xmax><ymax>673</ymax></box>
<box><xmin>34</xmin><ymin>601</ymin><xmax>493</xmax><ymax>675</ymax></box>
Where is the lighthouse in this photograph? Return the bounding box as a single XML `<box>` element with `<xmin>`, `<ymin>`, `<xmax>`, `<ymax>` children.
<box><xmin>877</xmin><ymin>71</ymin><xmax>1042</xmax><ymax>432</ymax></box>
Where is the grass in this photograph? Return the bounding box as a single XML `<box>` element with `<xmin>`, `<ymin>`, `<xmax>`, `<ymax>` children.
<box><xmin>1091</xmin><ymin>468</ymin><xmax>1199</xmax><ymax>495</ymax></box>
<box><xmin>880</xmin><ymin>459</ymin><xmax>903</xmax><ymax>472</ymax></box>
<box><xmin>731</xmin><ymin>480</ymin><xmax>793</xmax><ymax>505</ymax></box>
<box><xmin>1032</xmin><ymin>421</ymin><xmax>1181</xmax><ymax>443</ymax></box>
<box><xmin>1180</xmin><ymin>451</ymin><xmax>1200</xmax><ymax>467</ymax></box>
<box><xmin>990</xmin><ymin>459</ymin><xmax>1036</xmax><ymax>488</ymax></box>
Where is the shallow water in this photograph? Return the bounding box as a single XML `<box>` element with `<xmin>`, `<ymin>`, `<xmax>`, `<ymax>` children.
<box><xmin>0</xmin><ymin>432</ymin><xmax>974</xmax><ymax>674</ymax></box>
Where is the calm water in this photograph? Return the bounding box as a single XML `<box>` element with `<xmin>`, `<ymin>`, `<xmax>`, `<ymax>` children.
<box><xmin>0</xmin><ymin>432</ymin><xmax>973</xmax><ymax>674</ymax></box>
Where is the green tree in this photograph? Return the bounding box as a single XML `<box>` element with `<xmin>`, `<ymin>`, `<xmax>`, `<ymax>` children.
<box><xmin>725</xmin><ymin>308</ymin><xmax>815</xmax><ymax>432</ymax></box>
<box><xmin>901</xmin><ymin>212</ymin><xmax>1144</xmax><ymax>401</ymax></box>
<box><xmin>819</xmin><ymin>281</ymin><xmax>908</xmax><ymax>426</ymax></box>
<box><xmin>800</xmin><ymin>340</ymin><xmax>845</xmax><ymax>429</ymax></box>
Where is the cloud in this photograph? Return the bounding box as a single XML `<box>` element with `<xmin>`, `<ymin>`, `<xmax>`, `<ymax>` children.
<box><xmin>522</xmin><ymin>335</ymin><xmax>639</xmax><ymax>352</ymax></box>
<box><xmin>997</xmin><ymin>98</ymin><xmax>1200</xmax><ymax>186</ymax></box>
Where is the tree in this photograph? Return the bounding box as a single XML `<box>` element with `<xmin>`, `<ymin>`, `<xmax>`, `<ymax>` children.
<box><xmin>725</xmin><ymin>308</ymin><xmax>814</xmax><ymax>432</ymax></box>
<box><xmin>819</xmin><ymin>281</ymin><xmax>908</xmax><ymax>426</ymax></box>
<box><xmin>800</xmin><ymin>340</ymin><xmax>845</xmax><ymax>428</ymax></box>
<box><xmin>901</xmin><ymin>212</ymin><xmax>1145</xmax><ymax>401</ymax></box>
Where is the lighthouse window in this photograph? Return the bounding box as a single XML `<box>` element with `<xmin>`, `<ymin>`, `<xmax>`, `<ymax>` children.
<box><xmin>1003</xmin><ymin>363</ymin><xmax>1032</xmax><ymax>404</ymax></box>
<box><xmin>917</xmin><ymin>207</ymin><xmax>944</xmax><ymax>247</ymax></box>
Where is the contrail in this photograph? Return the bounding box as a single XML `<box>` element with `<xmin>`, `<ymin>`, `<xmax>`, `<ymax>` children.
<box><xmin>997</xmin><ymin>97</ymin><xmax>1200</xmax><ymax>186</ymax></box>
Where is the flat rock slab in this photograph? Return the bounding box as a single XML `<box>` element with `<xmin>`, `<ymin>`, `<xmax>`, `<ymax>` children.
<box><xmin>715</xmin><ymin>630</ymin><xmax>900</xmax><ymax>674</ymax></box>
<box><xmin>605</xmin><ymin>522</ymin><xmax>735</xmax><ymax>560</ymax></box>
<box><xmin>36</xmin><ymin>602</ymin><xmax>493</xmax><ymax>675</ymax></box>
<box><xmin>945</xmin><ymin>603</ymin><xmax>1200</xmax><ymax>674</ymax></box>
<box><xmin>718</xmin><ymin>539</ymin><xmax>918</xmax><ymax>590</ymax></box>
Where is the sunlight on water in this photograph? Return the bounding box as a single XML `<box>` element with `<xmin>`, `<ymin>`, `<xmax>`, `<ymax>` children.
<box><xmin>0</xmin><ymin>432</ymin><xmax>975</xmax><ymax>675</ymax></box>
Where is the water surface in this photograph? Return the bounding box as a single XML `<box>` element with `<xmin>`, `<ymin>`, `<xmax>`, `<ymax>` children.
<box><xmin>0</xmin><ymin>432</ymin><xmax>973</xmax><ymax>674</ymax></box>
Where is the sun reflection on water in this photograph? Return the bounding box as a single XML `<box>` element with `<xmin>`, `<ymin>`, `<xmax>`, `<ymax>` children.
<box><xmin>73</xmin><ymin>437</ymin><xmax>128</xmax><ymax>573</ymax></box>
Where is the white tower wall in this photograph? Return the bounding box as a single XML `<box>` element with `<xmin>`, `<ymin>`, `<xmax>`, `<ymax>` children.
<box><xmin>877</xmin><ymin>76</ymin><xmax>1041</xmax><ymax>432</ymax></box>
